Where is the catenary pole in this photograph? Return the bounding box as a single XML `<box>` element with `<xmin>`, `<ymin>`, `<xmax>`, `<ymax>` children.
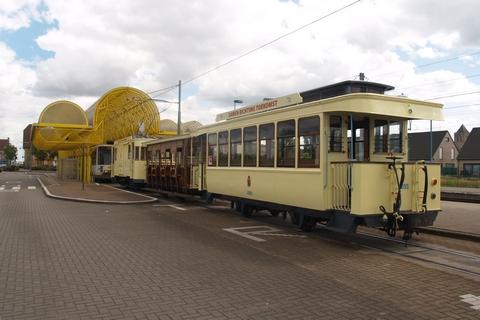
<box><xmin>177</xmin><ymin>80</ymin><xmax>182</xmax><ymax>135</ymax></box>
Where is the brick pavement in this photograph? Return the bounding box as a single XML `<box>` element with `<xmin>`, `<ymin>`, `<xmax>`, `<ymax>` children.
<box><xmin>1</xmin><ymin>171</ymin><xmax>479</xmax><ymax>319</ymax></box>
<box><xmin>37</xmin><ymin>174</ymin><xmax>156</xmax><ymax>203</ymax></box>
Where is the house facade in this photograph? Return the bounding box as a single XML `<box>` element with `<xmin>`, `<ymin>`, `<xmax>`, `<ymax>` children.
<box><xmin>454</xmin><ymin>124</ymin><xmax>470</xmax><ymax>151</ymax></box>
<box><xmin>0</xmin><ymin>138</ymin><xmax>10</xmax><ymax>166</ymax></box>
<box><xmin>408</xmin><ymin>130</ymin><xmax>458</xmax><ymax>168</ymax></box>
<box><xmin>457</xmin><ymin>127</ymin><xmax>480</xmax><ymax>177</ymax></box>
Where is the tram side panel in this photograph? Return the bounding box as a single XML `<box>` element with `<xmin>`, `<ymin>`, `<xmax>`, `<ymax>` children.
<box><xmin>206</xmin><ymin>168</ymin><xmax>325</xmax><ymax>211</ymax></box>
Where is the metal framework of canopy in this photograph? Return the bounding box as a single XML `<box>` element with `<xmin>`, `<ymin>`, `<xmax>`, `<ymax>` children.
<box><xmin>32</xmin><ymin>87</ymin><xmax>166</xmax><ymax>150</ymax></box>
<box><xmin>32</xmin><ymin>87</ymin><xmax>175</xmax><ymax>183</ymax></box>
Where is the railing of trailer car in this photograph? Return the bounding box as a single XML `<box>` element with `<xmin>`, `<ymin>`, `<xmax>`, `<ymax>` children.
<box><xmin>331</xmin><ymin>162</ymin><xmax>352</xmax><ymax>211</ymax></box>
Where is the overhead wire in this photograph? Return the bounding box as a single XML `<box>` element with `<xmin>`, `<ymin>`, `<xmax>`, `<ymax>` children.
<box><xmin>395</xmin><ymin>72</ymin><xmax>480</xmax><ymax>91</ymax></box>
<box><xmin>371</xmin><ymin>50</ymin><xmax>480</xmax><ymax>80</ymax></box>
<box><xmin>425</xmin><ymin>90</ymin><xmax>480</xmax><ymax>101</ymax></box>
<box><xmin>181</xmin><ymin>0</ymin><xmax>362</xmax><ymax>86</ymax></box>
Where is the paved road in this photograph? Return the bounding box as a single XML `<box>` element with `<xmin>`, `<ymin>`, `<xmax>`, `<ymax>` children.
<box><xmin>1</xmin><ymin>171</ymin><xmax>479</xmax><ymax>319</ymax></box>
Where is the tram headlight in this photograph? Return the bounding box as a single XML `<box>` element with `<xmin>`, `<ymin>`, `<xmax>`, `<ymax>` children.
<box><xmin>431</xmin><ymin>193</ymin><xmax>437</xmax><ymax>200</ymax></box>
<box><xmin>431</xmin><ymin>178</ymin><xmax>438</xmax><ymax>186</ymax></box>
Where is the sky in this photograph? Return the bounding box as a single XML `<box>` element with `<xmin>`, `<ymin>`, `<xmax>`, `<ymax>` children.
<box><xmin>1</xmin><ymin>0</ymin><xmax>480</xmax><ymax>158</ymax></box>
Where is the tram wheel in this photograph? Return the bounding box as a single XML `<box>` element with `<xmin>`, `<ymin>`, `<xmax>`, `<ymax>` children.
<box><xmin>269</xmin><ymin>210</ymin><xmax>280</xmax><ymax>217</ymax></box>
<box><xmin>301</xmin><ymin>216</ymin><xmax>316</xmax><ymax>232</ymax></box>
<box><xmin>241</xmin><ymin>203</ymin><xmax>253</xmax><ymax>218</ymax></box>
<box><xmin>289</xmin><ymin>212</ymin><xmax>300</xmax><ymax>225</ymax></box>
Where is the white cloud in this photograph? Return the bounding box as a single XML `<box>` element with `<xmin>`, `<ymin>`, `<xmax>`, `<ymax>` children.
<box><xmin>1</xmin><ymin>0</ymin><xmax>480</xmax><ymax>149</ymax></box>
<box><xmin>0</xmin><ymin>0</ymin><xmax>42</xmax><ymax>30</ymax></box>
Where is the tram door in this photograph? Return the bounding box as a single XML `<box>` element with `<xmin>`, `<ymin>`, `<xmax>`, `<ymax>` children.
<box><xmin>348</xmin><ymin>117</ymin><xmax>370</xmax><ymax>161</ymax></box>
<box><xmin>191</xmin><ymin>134</ymin><xmax>207</xmax><ymax>190</ymax></box>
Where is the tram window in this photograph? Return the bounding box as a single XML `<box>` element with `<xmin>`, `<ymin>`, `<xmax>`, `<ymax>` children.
<box><xmin>277</xmin><ymin>120</ymin><xmax>296</xmax><ymax>167</ymax></box>
<box><xmin>141</xmin><ymin>147</ymin><xmax>146</xmax><ymax>161</ymax></box>
<box><xmin>389</xmin><ymin>121</ymin><xmax>402</xmax><ymax>153</ymax></box>
<box><xmin>98</xmin><ymin>147</ymin><xmax>112</xmax><ymax>165</ymax></box>
<box><xmin>329</xmin><ymin>116</ymin><xmax>342</xmax><ymax>152</ymax></box>
<box><xmin>374</xmin><ymin>120</ymin><xmax>389</xmax><ymax>153</ymax></box>
<box><xmin>114</xmin><ymin>148</ymin><xmax>117</xmax><ymax>162</ymax></box>
<box><xmin>230</xmin><ymin>129</ymin><xmax>242</xmax><ymax>166</ymax></box>
<box><xmin>135</xmin><ymin>146</ymin><xmax>140</xmax><ymax>160</ymax></box>
<box><xmin>259</xmin><ymin>123</ymin><xmax>274</xmax><ymax>167</ymax></box>
<box><xmin>374</xmin><ymin>120</ymin><xmax>403</xmax><ymax>153</ymax></box>
<box><xmin>218</xmin><ymin>131</ymin><xmax>229</xmax><ymax>166</ymax></box>
<box><xmin>165</xmin><ymin>149</ymin><xmax>172</xmax><ymax>164</ymax></box>
<box><xmin>176</xmin><ymin>147</ymin><xmax>182</xmax><ymax>165</ymax></box>
<box><xmin>128</xmin><ymin>144</ymin><xmax>132</xmax><ymax>159</ymax></box>
<box><xmin>208</xmin><ymin>133</ymin><xmax>217</xmax><ymax>166</ymax></box>
<box><xmin>298</xmin><ymin>116</ymin><xmax>320</xmax><ymax>168</ymax></box>
<box><xmin>243</xmin><ymin>126</ymin><xmax>257</xmax><ymax>167</ymax></box>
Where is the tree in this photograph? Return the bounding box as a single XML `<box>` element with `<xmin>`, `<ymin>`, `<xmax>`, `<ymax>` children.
<box><xmin>32</xmin><ymin>145</ymin><xmax>48</xmax><ymax>162</ymax></box>
<box><xmin>4</xmin><ymin>144</ymin><xmax>17</xmax><ymax>166</ymax></box>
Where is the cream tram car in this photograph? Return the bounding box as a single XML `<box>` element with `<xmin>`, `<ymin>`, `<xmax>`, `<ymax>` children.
<box><xmin>146</xmin><ymin>80</ymin><xmax>442</xmax><ymax>239</ymax></box>
<box><xmin>112</xmin><ymin>136</ymin><xmax>155</xmax><ymax>188</ymax></box>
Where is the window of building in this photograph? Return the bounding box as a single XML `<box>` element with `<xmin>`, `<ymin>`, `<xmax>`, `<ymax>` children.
<box><xmin>374</xmin><ymin>120</ymin><xmax>403</xmax><ymax>153</ymax></box>
<box><xmin>218</xmin><ymin>131</ymin><xmax>229</xmax><ymax>166</ymax></box>
<box><xmin>243</xmin><ymin>126</ymin><xmax>257</xmax><ymax>167</ymax></box>
<box><xmin>208</xmin><ymin>133</ymin><xmax>217</xmax><ymax>166</ymax></box>
<box><xmin>329</xmin><ymin>115</ymin><xmax>342</xmax><ymax>152</ymax></box>
<box><xmin>277</xmin><ymin>120</ymin><xmax>296</xmax><ymax>167</ymax></box>
<box><xmin>451</xmin><ymin>148</ymin><xmax>455</xmax><ymax>160</ymax></box>
<box><xmin>298</xmin><ymin>116</ymin><xmax>320</xmax><ymax>168</ymax></box>
<box><xmin>230</xmin><ymin>129</ymin><xmax>242</xmax><ymax>166</ymax></box>
<box><xmin>439</xmin><ymin>147</ymin><xmax>443</xmax><ymax>160</ymax></box>
<box><xmin>259</xmin><ymin>123</ymin><xmax>274</xmax><ymax>167</ymax></box>
<box><xmin>464</xmin><ymin>164</ymin><xmax>480</xmax><ymax>177</ymax></box>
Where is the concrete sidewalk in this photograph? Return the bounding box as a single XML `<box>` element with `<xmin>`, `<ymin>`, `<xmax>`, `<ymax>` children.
<box><xmin>37</xmin><ymin>175</ymin><xmax>157</xmax><ymax>204</ymax></box>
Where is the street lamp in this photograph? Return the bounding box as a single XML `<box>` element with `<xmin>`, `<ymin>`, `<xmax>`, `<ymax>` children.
<box><xmin>234</xmin><ymin>99</ymin><xmax>243</xmax><ymax>110</ymax></box>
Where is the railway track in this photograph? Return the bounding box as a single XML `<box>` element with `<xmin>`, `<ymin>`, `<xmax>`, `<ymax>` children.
<box><xmin>354</xmin><ymin>231</ymin><xmax>480</xmax><ymax>279</ymax></box>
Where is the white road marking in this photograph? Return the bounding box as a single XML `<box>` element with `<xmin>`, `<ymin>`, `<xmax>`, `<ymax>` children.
<box><xmin>460</xmin><ymin>294</ymin><xmax>480</xmax><ymax>310</ymax></box>
<box><xmin>152</xmin><ymin>204</ymin><xmax>188</xmax><ymax>211</ymax></box>
<box><xmin>27</xmin><ymin>186</ymin><xmax>36</xmax><ymax>190</ymax></box>
<box><xmin>223</xmin><ymin>225</ymin><xmax>307</xmax><ymax>242</ymax></box>
<box><xmin>0</xmin><ymin>185</ymin><xmax>4</xmax><ymax>190</ymax></box>
<box><xmin>12</xmin><ymin>185</ymin><xmax>21</xmax><ymax>190</ymax></box>
<box><xmin>5</xmin><ymin>181</ymin><xmax>21</xmax><ymax>184</ymax></box>
<box><xmin>169</xmin><ymin>205</ymin><xmax>187</xmax><ymax>211</ymax></box>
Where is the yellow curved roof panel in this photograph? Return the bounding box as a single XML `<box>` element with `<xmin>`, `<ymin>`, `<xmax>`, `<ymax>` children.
<box><xmin>86</xmin><ymin>86</ymin><xmax>161</xmax><ymax>142</ymax></box>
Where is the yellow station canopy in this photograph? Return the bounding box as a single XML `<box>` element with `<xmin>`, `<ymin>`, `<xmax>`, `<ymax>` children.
<box><xmin>32</xmin><ymin>87</ymin><xmax>162</xmax><ymax>151</ymax></box>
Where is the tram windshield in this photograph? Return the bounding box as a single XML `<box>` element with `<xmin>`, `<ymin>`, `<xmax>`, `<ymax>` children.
<box><xmin>97</xmin><ymin>146</ymin><xmax>112</xmax><ymax>165</ymax></box>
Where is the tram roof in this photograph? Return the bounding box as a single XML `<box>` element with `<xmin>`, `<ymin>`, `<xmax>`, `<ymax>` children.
<box><xmin>215</xmin><ymin>80</ymin><xmax>395</xmax><ymax>122</ymax></box>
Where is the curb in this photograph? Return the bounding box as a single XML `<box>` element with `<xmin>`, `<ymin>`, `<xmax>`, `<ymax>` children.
<box><xmin>37</xmin><ymin>177</ymin><xmax>158</xmax><ymax>204</ymax></box>
<box><xmin>417</xmin><ymin>226</ymin><xmax>480</xmax><ymax>243</ymax></box>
